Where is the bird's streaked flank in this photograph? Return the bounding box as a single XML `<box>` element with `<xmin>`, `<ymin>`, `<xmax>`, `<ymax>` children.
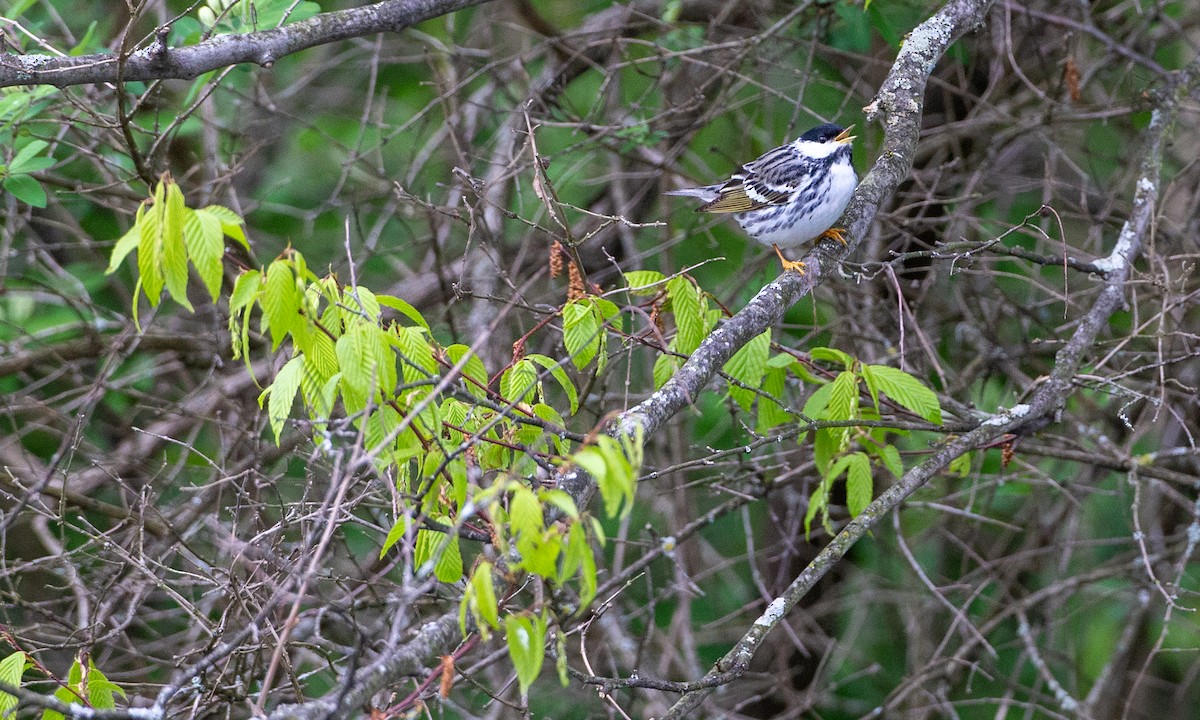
<box><xmin>667</xmin><ymin>123</ymin><xmax>858</xmax><ymax>274</ymax></box>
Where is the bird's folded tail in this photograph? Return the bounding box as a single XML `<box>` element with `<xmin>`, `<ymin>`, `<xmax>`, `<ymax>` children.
<box><xmin>663</xmin><ymin>184</ymin><xmax>723</xmax><ymax>203</ymax></box>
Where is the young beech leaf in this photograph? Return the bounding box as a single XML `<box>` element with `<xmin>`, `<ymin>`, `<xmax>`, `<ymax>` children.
<box><xmin>723</xmin><ymin>330</ymin><xmax>770</xmax><ymax>412</ymax></box>
<box><xmin>505</xmin><ymin>613</ymin><xmax>547</xmax><ymax>696</ymax></box>
<box><xmin>666</xmin><ymin>275</ymin><xmax>705</xmax><ymax>354</ymax></box>
<box><xmin>862</xmin><ymin>364</ymin><xmax>942</xmax><ymax>424</ymax></box>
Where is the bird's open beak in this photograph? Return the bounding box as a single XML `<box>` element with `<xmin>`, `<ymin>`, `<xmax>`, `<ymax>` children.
<box><xmin>834</xmin><ymin>125</ymin><xmax>857</xmax><ymax>144</ymax></box>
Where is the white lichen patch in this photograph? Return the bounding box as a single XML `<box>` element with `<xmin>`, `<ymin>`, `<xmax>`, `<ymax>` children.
<box><xmin>982</xmin><ymin>404</ymin><xmax>1031</xmax><ymax>426</ymax></box>
<box><xmin>754</xmin><ymin>596</ymin><xmax>788</xmax><ymax>627</ymax></box>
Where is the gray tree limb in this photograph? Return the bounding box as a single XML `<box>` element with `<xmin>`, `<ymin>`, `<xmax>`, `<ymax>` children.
<box><xmin>0</xmin><ymin>0</ymin><xmax>494</xmax><ymax>89</ymax></box>
<box><xmin>657</xmin><ymin>35</ymin><xmax>1200</xmax><ymax>720</ymax></box>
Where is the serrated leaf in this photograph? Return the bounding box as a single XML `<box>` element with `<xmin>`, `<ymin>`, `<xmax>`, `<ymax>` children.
<box><xmin>263</xmin><ymin>260</ymin><xmax>299</xmax><ymax>349</ymax></box>
<box><xmin>200</xmin><ymin>204</ymin><xmax>249</xmax><ymax>249</ymax></box>
<box><xmin>724</xmin><ymin>330</ymin><xmax>770</xmax><ymax>411</ymax></box>
<box><xmin>463</xmin><ymin>561</ymin><xmax>500</xmax><ymax>635</ymax></box>
<box><xmin>653</xmin><ymin>352</ymin><xmax>678</xmax><ymax>389</ymax></box>
<box><xmin>379</xmin><ymin>516</ymin><xmax>410</xmax><ymax>558</ymax></box>
<box><xmin>810</xmin><ymin>346</ymin><xmax>854</xmax><ymax>369</ymax></box>
<box><xmin>186</xmin><ymin>208</ymin><xmax>226</xmax><ymax>301</ymax></box>
<box><xmin>160</xmin><ymin>181</ymin><xmax>191</xmax><ymax>310</ymax></box>
<box><xmin>84</xmin><ymin>659</ymin><xmax>124</xmax><ymax>709</ymax></box>
<box><xmin>844</xmin><ymin>452</ymin><xmax>873</xmax><ymax>517</ymax></box>
<box><xmin>263</xmin><ymin>355</ymin><xmax>303</xmax><ymax>444</ymax></box>
<box><xmin>392</xmin><ymin>325</ymin><xmax>436</xmax><ymax>385</ymax></box>
<box><xmin>879</xmin><ymin>443</ymin><xmax>904</xmax><ymax>478</ymax></box>
<box><xmin>510</xmin><ymin>486</ymin><xmax>544</xmax><ymax>537</ymax></box>
<box><xmin>377</xmin><ymin>293</ymin><xmax>430</xmax><ymax>331</ymax></box>
<box><xmin>623</xmin><ymin>269</ymin><xmax>666</xmax><ymax>295</ymax></box>
<box><xmin>137</xmin><ymin>198</ymin><xmax>164</xmax><ymax>306</ymax></box>
<box><xmin>432</xmin><ymin>519</ymin><xmax>463</xmax><ymax>583</ymax></box>
<box><xmin>862</xmin><ymin>364</ymin><xmax>942</xmax><ymax>424</ymax></box>
<box><xmin>826</xmin><ymin>371</ymin><xmax>859</xmax><ymax>420</ymax></box>
<box><xmin>666</xmin><ymin>276</ymin><xmax>704</xmax><ymax>354</ymax></box>
<box><xmin>106</xmin><ymin>222</ymin><xmax>140</xmax><ymax>274</ymax></box>
<box><xmin>527</xmin><ymin>354</ymin><xmax>578</xmax><ymax>415</ymax></box>
<box><xmin>0</xmin><ymin>651</ymin><xmax>25</xmax><ymax>718</ymax></box>
<box><xmin>501</xmin><ymin>359</ymin><xmax>539</xmax><ymax>405</ymax></box>
<box><xmin>562</xmin><ymin>299</ymin><xmax>600</xmax><ymax>370</ymax></box>
<box><xmin>540</xmin><ymin>489</ymin><xmax>578</xmax><ymax>518</ymax></box>
<box><xmin>804</xmin><ymin>479</ymin><xmax>828</xmax><ymax>539</ymax></box>
<box><xmin>757</xmin><ymin>366</ymin><xmax>791</xmax><ymax>433</ymax></box>
<box><xmin>446</xmin><ymin>344</ymin><xmax>489</xmax><ymax>399</ymax></box>
<box><xmin>505</xmin><ymin>613</ymin><xmax>546</xmax><ymax>696</ymax></box>
<box><xmin>801</xmin><ymin>379</ymin><xmax>834</xmax><ymax>421</ymax></box>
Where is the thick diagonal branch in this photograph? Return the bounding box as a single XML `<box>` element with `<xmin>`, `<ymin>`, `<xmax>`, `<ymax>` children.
<box><xmin>657</xmin><ymin>44</ymin><xmax>1199</xmax><ymax>720</ymax></box>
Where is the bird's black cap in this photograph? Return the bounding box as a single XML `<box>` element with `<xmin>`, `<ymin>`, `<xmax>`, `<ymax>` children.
<box><xmin>799</xmin><ymin>123</ymin><xmax>847</xmax><ymax>142</ymax></box>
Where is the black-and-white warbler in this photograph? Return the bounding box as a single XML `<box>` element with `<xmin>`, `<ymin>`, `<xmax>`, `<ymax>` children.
<box><xmin>666</xmin><ymin>123</ymin><xmax>858</xmax><ymax>274</ymax></box>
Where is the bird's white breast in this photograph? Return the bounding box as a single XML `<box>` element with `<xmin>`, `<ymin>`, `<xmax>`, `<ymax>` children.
<box><xmin>735</xmin><ymin>160</ymin><xmax>857</xmax><ymax>249</ymax></box>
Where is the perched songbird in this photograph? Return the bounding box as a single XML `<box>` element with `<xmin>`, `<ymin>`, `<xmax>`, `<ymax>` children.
<box><xmin>666</xmin><ymin>123</ymin><xmax>858</xmax><ymax>274</ymax></box>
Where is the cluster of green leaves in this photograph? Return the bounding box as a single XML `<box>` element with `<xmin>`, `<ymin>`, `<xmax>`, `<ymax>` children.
<box><xmin>0</xmin><ymin>652</ymin><xmax>124</xmax><ymax>720</ymax></box>
<box><xmin>106</xmin><ymin>175</ymin><xmax>247</xmax><ymax>320</ymax></box>
<box><xmin>106</xmin><ymin>181</ymin><xmax>649</xmax><ymax>697</ymax></box>
<box><xmin>621</xmin><ymin>270</ymin><xmax>720</xmax><ymax>388</ymax></box>
<box><xmin>797</xmin><ymin>348</ymin><xmax>945</xmax><ymax>535</ymax></box>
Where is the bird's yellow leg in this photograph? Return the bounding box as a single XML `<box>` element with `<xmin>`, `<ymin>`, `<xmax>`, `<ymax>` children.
<box><xmin>818</xmin><ymin>226</ymin><xmax>849</xmax><ymax>246</ymax></box>
<box><xmin>773</xmin><ymin>244</ymin><xmax>807</xmax><ymax>275</ymax></box>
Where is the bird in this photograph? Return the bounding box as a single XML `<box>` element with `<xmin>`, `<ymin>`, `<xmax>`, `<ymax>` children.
<box><xmin>666</xmin><ymin>123</ymin><xmax>858</xmax><ymax>275</ymax></box>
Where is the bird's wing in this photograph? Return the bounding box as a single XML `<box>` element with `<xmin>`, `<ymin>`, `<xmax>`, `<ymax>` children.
<box><xmin>697</xmin><ymin>144</ymin><xmax>809</xmax><ymax>214</ymax></box>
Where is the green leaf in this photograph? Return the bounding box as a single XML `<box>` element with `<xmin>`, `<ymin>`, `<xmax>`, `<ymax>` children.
<box><xmin>263</xmin><ymin>259</ymin><xmax>299</xmax><ymax>349</ymax></box>
<box><xmin>809</xmin><ymin>346</ymin><xmax>854</xmax><ymax>370</ymax></box>
<box><xmin>947</xmin><ymin>450</ymin><xmax>972</xmax><ymax>477</ymax></box>
<box><xmin>446</xmin><ymin>344</ymin><xmax>489</xmax><ymax>399</ymax></box>
<box><xmin>527</xmin><ymin>354</ymin><xmax>578</xmax><ymax>415</ymax></box>
<box><xmin>186</xmin><ymin>208</ymin><xmax>226</xmax><ymax>301</ymax></box>
<box><xmin>801</xmin><ymin>380</ymin><xmax>835</xmax><ymax>421</ymax></box>
<box><xmin>879</xmin><ymin>444</ymin><xmax>904</xmax><ymax>478</ymax></box>
<box><xmin>8</xmin><ymin>138</ymin><xmax>48</xmax><ymax>172</ymax></box>
<box><xmin>623</xmin><ymin>269</ymin><xmax>666</xmax><ymax>295</ymax></box>
<box><xmin>510</xmin><ymin>486</ymin><xmax>544</xmax><ymax>537</ymax></box>
<box><xmin>562</xmin><ymin>299</ymin><xmax>601</xmax><ymax>370</ymax></box>
<box><xmin>106</xmin><ymin>222</ymin><xmax>140</xmax><ymax>274</ymax></box>
<box><xmin>3</xmin><ymin>173</ymin><xmax>46</xmax><ymax>207</ymax></box>
<box><xmin>380</xmin><ymin>516</ymin><xmax>409</xmax><ymax>558</ymax></box>
<box><xmin>653</xmin><ymin>352</ymin><xmax>678</xmax><ymax>389</ymax></box>
<box><xmin>200</xmin><ymin>204</ymin><xmax>249</xmax><ymax>249</ymax></box>
<box><xmin>472</xmin><ymin>561</ymin><xmax>500</xmax><ymax>629</ymax></box>
<box><xmin>826</xmin><ymin>371</ymin><xmax>859</xmax><ymax>422</ymax></box>
<box><xmin>262</xmin><ymin>355</ymin><xmax>303</xmax><ymax>444</ymax></box>
<box><xmin>431</xmin><ymin>519</ymin><xmax>463</xmax><ymax>583</ymax></box>
<box><xmin>540</xmin><ymin>489</ymin><xmax>578</xmax><ymax>519</ymax></box>
<box><xmin>724</xmin><ymin>330</ymin><xmax>770</xmax><ymax>411</ymax></box>
<box><xmin>392</xmin><ymin>325</ymin><xmax>436</xmax><ymax>385</ymax></box>
<box><xmin>138</xmin><ymin>195</ymin><xmax>164</xmax><ymax>306</ymax></box>
<box><xmin>161</xmin><ymin>181</ymin><xmax>192</xmax><ymax>310</ymax></box>
<box><xmin>862</xmin><ymin>364</ymin><xmax>942</xmax><ymax>424</ymax></box>
<box><xmin>501</xmin><ymin>359</ymin><xmax>539</xmax><ymax>405</ymax></box>
<box><xmin>84</xmin><ymin>659</ymin><xmax>124</xmax><ymax>709</ymax></box>
<box><xmin>0</xmin><ymin>651</ymin><xmax>25</xmax><ymax>718</ymax></box>
<box><xmin>804</xmin><ymin>479</ymin><xmax>829</xmax><ymax>539</ymax></box>
<box><xmin>377</xmin><ymin>294</ymin><xmax>430</xmax><ymax>331</ymax></box>
<box><xmin>756</xmin><ymin>366</ymin><xmax>791</xmax><ymax>433</ymax></box>
<box><xmin>666</xmin><ymin>276</ymin><xmax>705</xmax><ymax>354</ymax></box>
<box><xmin>844</xmin><ymin>452</ymin><xmax>873</xmax><ymax>517</ymax></box>
<box><xmin>505</xmin><ymin>613</ymin><xmax>546</xmax><ymax>696</ymax></box>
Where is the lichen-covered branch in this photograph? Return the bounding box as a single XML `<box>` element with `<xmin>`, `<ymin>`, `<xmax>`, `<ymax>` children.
<box><xmin>657</xmin><ymin>40</ymin><xmax>1199</xmax><ymax>720</ymax></box>
<box><xmin>0</xmin><ymin>0</ymin><xmax>494</xmax><ymax>89</ymax></box>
